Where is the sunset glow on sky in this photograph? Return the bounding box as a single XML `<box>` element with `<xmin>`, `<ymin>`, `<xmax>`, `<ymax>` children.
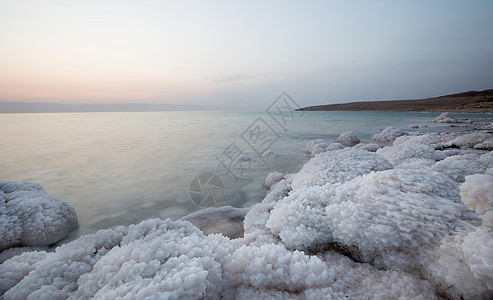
<box><xmin>1</xmin><ymin>1</ymin><xmax>492</xmax><ymax>109</ymax></box>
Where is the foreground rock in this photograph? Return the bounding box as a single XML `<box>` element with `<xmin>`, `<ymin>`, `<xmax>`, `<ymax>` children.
<box><xmin>0</xmin><ymin>182</ymin><xmax>78</xmax><ymax>251</ymax></box>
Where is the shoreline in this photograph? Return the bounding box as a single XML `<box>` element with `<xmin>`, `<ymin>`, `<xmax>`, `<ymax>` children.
<box><xmin>1</xmin><ymin>112</ymin><xmax>493</xmax><ymax>298</ymax></box>
<box><xmin>297</xmin><ymin>89</ymin><xmax>493</xmax><ymax>114</ymax></box>
<box><xmin>297</xmin><ymin>109</ymin><xmax>493</xmax><ymax>114</ymax></box>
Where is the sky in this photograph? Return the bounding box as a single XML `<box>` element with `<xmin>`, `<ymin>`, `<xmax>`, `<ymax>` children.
<box><xmin>1</xmin><ymin>0</ymin><xmax>492</xmax><ymax>109</ymax></box>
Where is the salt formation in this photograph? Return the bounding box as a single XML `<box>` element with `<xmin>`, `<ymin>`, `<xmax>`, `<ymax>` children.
<box><xmin>0</xmin><ymin>182</ymin><xmax>78</xmax><ymax>251</ymax></box>
<box><xmin>445</xmin><ymin>133</ymin><xmax>490</xmax><ymax>148</ymax></box>
<box><xmin>264</xmin><ymin>172</ymin><xmax>283</xmax><ymax>189</ymax></box>
<box><xmin>461</xmin><ymin>174</ymin><xmax>493</xmax><ymax>227</ymax></box>
<box><xmin>376</xmin><ymin>135</ymin><xmax>446</xmax><ymax>168</ymax></box>
<box><xmin>291</xmin><ymin>148</ymin><xmax>393</xmax><ymax>189</ymax></box>
<box><xmin>0</xmin><ymin>247</ymin><xmax>45</xmax><ymax>264</ymax></box>
<box><xmin>475</xmin><ymin>140</ymin><xmax>493</xmax><ymax>150</ymax></box>
<box><xmin>1</xmin><ymin>219</ymin><xmax>235</xmax><ymax>299</ymax></box>
<box><xmin>372</xmin><ymin>126</ymin><xmax>405</xmax><ymax>143</ymax></box>
<box><xmin>2</xmin><ymin>122</ymin><xmax>493</xmax><ymax>299</ymax></box>
<box><xmin>353</xmin><ymin>142</ymin><xmax>380</xmax><ymax>152</ymax></box>
<box><xmin>431</xmin><ymin>151</ymin><xmax>493</xmax><ymax>183</ymax></box>
<box><xmin>433</xmin><ymin>112</ymin><xmax>458</xmax><ymax>123</ymax></box>
<box><xmin>336</xmin><ymin>131</ymin><xmax>360</xmax><ymax>145</ymax></box>
<box><xmin>305</xmin><ymin>139</ymin><xmax>343</xmax><ymax>155</ymax></box>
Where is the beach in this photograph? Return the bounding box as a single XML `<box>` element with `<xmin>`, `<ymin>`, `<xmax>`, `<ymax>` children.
<box><xmin>1</xmin><ymin>112</ymin><xmax>493</xmax><ymax>299</ymax></box>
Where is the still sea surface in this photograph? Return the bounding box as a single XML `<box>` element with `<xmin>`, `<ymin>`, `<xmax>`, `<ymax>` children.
<box><xmin>0</xmin><ymin>111</ymin><xmax>489</xmax><ymax>243</ymax></box>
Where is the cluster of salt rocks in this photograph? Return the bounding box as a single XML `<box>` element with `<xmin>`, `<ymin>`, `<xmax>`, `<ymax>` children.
<box><xmin>0</xmin><ymin>182</ymin><xmax>78</xmax><ymax>255</ymax></box>
<box><xmin>1</xmin><ymin>115</ymin><xmax>493</xmax><ymax>299</ymax></box>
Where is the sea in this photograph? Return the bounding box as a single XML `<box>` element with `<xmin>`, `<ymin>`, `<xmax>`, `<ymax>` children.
<box><xmin>0</xmin><ymin>110</ymin><xmax>490</xmax><ymax>243</ymax></box>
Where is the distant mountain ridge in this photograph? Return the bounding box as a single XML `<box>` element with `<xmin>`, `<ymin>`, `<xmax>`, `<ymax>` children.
<box><xmin>0</xmin><ymin>102</ymin><xmax>211</xmax><ymax>113</ymax></box>
<box><xmin>297</xmin><ymin>89</ymin><xmax>493</xmax><ymax>113</ymax></box>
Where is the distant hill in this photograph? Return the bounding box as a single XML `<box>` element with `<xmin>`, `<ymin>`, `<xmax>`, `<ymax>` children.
<box><xmin>0</xmin><ymin>102</ymin><xmax>211</xmax><ymax>113</ymax></box>
<box><xmin>297</xmin><ymin>89</ymin><xmax>493</xmax><ymax>113</ymax></box>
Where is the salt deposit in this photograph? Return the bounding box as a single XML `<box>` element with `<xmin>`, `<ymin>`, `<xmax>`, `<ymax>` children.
<box><xmin>447</xmin><ymin>133</ymin><xmax>490</xmax><ymax>148</ymax></box>
<box><xmin>433</xmin><ymin>112</ymin><xmax>458</xmax><ymax>123</ymax></box>
<box><xmin>461</xmin><ymin>174</ymin><xmax>493</xmax><ymax>226</ymax></box>
<box><xmin>264</xmin><ymin>172</ymin><xmax>283</xmax><ymax>189</ymax></box>
<box><xmin>432</xmin><ymin>154</ymin><xmax>486</xmax><ymax>183</ymax></box>
<box><xmin>0</xmin><ymin>182</ymin><xmax>78</xmax><ymax>251</ymax></box>
<box><xmin>353</xmin><ymin>142</ymin><xmax>380</xmax><ymax>152</ymax></box>
<box><xmin>336</xmin><ymin>131</ymin><xmax>360</xmax><ymax>145</ymax></box>
<box><xmin>291</xmin><ymin>148</ymin><xmax>393</xmax><ymax>189</ymax></box>
<box><xmin>475</xmin><ymin>139</ymin><xmax>493</xmax><ymax>150</ymax></box>
<box><xmin>1</xmin><ymin>116</ymin><xmax>493</xmax><ymax>299</ymax></box>
<box><xmin>372</xmin><ymin>126</ymin><xmax>406</xmax><ymax>143</ymax></box>
<box><xmin>305</xmin><ymin>139</ymin><xmax>344</xmax><ymax>155</ymax></box>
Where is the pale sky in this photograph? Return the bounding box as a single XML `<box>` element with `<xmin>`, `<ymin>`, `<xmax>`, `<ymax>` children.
<box><xmin>1</xmin><ymin>0</ymin><xmax>492</xmax><ymax>109</ymax></box>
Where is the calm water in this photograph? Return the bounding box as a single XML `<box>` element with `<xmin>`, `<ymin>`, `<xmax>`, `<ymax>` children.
<box><xmin>0</xmin><ymin>111</ymin><xmax>489</xmax><ymax>242</ymax></box>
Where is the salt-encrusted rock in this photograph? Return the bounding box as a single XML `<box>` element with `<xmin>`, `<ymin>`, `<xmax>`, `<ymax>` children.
<box><xmin>480</xmin><ymin>151</ymin><xmax>493</xmax><ymax>169</ymax></box>
<box><xmin>305</xmin><ymin>139</ymin><xmax>344</xmax><ymax>155</ymax></box>
<box><xmin>326</xmin><ymin>142</ymin><xmax>344</xmax><ymax>151</ymax></box>
<box><xmin>264</xmin><ymin>150</ymin><xmax>491</xmax><ymax>299</ymax></box>
<box><xmin>306</xmin><ymin>139</ymin><xmax>326</xmax><ymax>154</ymax></box>
<box><xmin>475</xmin><ymin>139</ymin><xmax>493</xmax><ymax>151</ymax></box>
<box><xmin>377</xmin><ymin>139</ymin><xmax>445</xmax><ymax>167</ymax></box>
<box><xmin>336</xmin><ymin>131</ymin><xmax>360</xmax><ymax>146</ymax></box>
<box><xmin>433</xmin><ymin>112</ymin><xmax>458</xmax><ymax>123</ymax></box>
<box><xmin>432</xmin><ymin>154</ymin><xmax>487</xmax><ymax>183</ymax></box>
<box><xmin>264</xmin><ymin>172</ymin><xmax>283</xmax><ymax>189</ymax></box>
<box><xmin>372</xmin><ymin>126</ymin><xmax>406</xmax><ymax>143</ymax></box>
<box><xmin>1</xmin><ymin>219</ymin><xmax>235</xmax><ymax>299</ymax></box>
<box><xmin>353</xmin><ymin>143</ymin><xmax>380</xmax><ymax>152</ymax></box>
<box><xmin>393</xmin><ymin>134</ymin><xmax>443</xmax><ymax>150</ymax></box>
<box><xmin>0</xmin><ymin>250</ymin><xmax>49</xmax><ymax>295</ymax></box>
<box><xmin>461</xmin><ymin>174</ymin><xmax>493</xmax><ymax>227</ymax></box>
<box><xmin>447</xmin><ymin>133</ymin><xmax>490</xmax><ymax>148</ymax></box>
<box><xmin>0</xmin><ymin>182</ymin><xmax>78</xmax><ymax>251</ymax></box>
<box><xmin>291</xmin><ymin>148</ymin><xmax>393</xmax><ymax>189</ymax></box>
<box><xmin>267</xmin><ymin>168</ymin><xmax>471</xmax><ymax>253</ymax></box>
<box><xmin>241</xmin><ymin>177</ymin><xmax>292</xmax><ymax>247</ymax></box>
<box><xmin>423</xmin><ymin>174</ymin><xmax>493</xmax><ymax>298</ymax></box>
<box><xmin>0</xmin><ymin>247</ymin><xmax>46</xmax><ymax>264</ymax></box>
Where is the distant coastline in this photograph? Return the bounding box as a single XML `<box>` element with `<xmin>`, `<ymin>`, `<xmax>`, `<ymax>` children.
<box><xmin>297</xmin><ymin>89</ymin><xmax>493</xmax><ymax>113</ymax></box>
<box><xmin>0</xmin><ymin>102</ymin><xmax>212</xmax><ymax>114</ymax></box>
